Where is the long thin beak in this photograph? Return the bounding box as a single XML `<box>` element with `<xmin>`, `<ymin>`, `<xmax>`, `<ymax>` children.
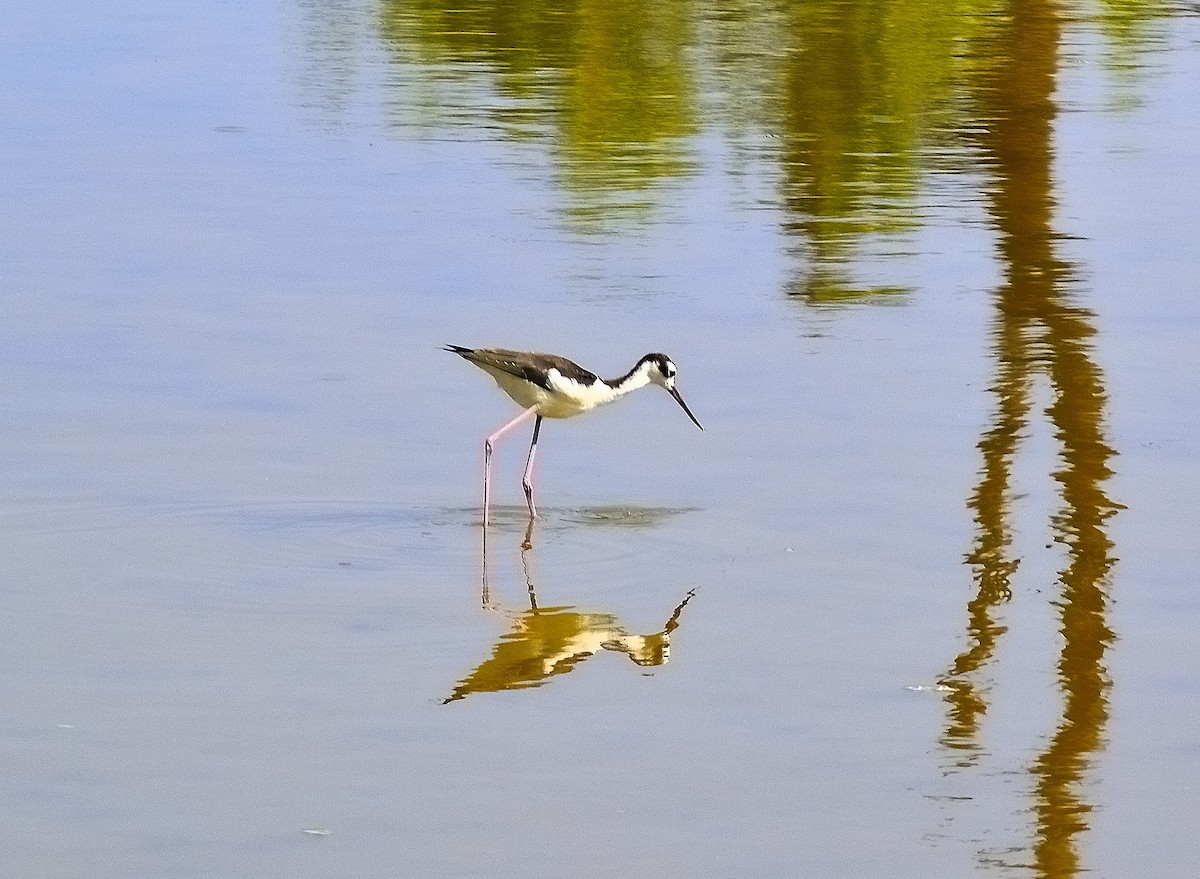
<box><xmin>668</xmin><ymin>386</ymin><xmax>704</xmax><ymax>431</ymax></box>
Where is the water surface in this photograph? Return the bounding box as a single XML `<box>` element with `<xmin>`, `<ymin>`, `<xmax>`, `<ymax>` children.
<box><xmin>3</xmin><ymin>0</ymin><xmax>1199</xmax><ymax>876</ymax></box>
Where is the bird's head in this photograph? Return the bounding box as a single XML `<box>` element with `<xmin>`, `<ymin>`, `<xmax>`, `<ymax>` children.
<box><xmin>642</xmin><ymin>353</ymin><xmax>703</xmax><ymax>431</ymax></box>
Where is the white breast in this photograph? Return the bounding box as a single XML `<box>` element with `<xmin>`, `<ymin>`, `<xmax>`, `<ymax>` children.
<box><xmin>479</xmin><ymin>364</ymin><xmax>622</xmax><ymax>419</ymax></box>
<box><xmin>540</xmin><ymin>369</ymin><xmax>620</xmax><ymax>418</ymax></box>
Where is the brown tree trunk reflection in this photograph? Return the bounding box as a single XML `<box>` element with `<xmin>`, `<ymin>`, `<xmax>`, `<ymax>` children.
<box><xmin>940</xmin><ymin>1</ymin><xmax>1120</xmax><ymax>875</ymax></box>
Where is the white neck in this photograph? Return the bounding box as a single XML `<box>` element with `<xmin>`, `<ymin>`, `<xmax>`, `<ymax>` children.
<box><xmin>608</xmin><ymin>361</ymin><xmax>656</xmax><ymax>397</ymax></box>
<box><xmin>538</xmin><ymin>359</ymin><xmax>657</xmax><ymax>416</ymax></box>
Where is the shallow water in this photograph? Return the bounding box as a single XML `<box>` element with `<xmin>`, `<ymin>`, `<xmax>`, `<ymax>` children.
<box><xmin>4</xmin><ymin>0</ymin><xmax>1200</xmax><ymax>876</ymax></box>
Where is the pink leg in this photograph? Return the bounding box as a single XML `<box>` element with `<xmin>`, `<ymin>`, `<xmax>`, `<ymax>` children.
<box><xmin>483</xmin><ymin>407</ymin><xmax>538</xmax><ymax>526</ymax></box>
<box><xmin>522</xmin><ymin>415</ymin><xmax>543</xmax><ymax>519</ymax></box>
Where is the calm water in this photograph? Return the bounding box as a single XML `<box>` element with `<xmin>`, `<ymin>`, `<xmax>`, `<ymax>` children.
<box><xmin>4</xmin><ymin>0</ymin><xmax>1199</xmax><ymax>876</ymax></box>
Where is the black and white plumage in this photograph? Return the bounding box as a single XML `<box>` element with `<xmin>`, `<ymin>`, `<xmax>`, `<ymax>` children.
<box><xmin>445</xmin><ymin>346</ymin><xmax>703</xmax><ymax>522</ymax></box>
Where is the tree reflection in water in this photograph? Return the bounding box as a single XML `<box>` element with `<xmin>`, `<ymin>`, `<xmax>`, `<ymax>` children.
<box><xmin>938</xmin><ymin>2</ymin><xmax>1121</xmax><ymax>876</ymax></box>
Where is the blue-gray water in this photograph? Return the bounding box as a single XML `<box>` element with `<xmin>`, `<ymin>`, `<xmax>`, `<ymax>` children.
<box><xmin>3</xmin><ymin>1</ymin><xmax>1199</xmax><ymax>876</ymax></box>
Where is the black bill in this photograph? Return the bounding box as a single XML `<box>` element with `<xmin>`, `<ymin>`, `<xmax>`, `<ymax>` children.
<box><xmin>669</xmin><ymin>387</ymin><xmax>704</xmax><ymax>431</ymax></box>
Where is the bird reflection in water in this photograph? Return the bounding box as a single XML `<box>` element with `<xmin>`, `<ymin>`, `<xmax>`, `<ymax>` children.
<box><xmin>446</xmin><ymin>519</ymin><xmax>696</xmax><ymax>704</ymax></box>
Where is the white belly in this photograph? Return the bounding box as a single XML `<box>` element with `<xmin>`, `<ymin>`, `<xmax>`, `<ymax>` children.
<box><xmin>483</xmin><ymin>366</ymin><xmax>618</xmax><ymax>419</ymax></box>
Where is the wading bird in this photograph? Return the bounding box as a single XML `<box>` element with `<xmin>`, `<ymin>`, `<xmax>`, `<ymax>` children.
<box><xmin>445</xmin><ymin>346</ymin><xmax>703</xmax><ymax>523</ymax></box>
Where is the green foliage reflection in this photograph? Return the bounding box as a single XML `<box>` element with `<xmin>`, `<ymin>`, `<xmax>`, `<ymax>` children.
<box><xmin>379</xmin><ymin>0</ymin><xmax>697</xmax><ymax>223</ymax></box>
<box><xmin>372</xmin><ymin>0</ymin><xmax>1165</xmax><ymax>294</ymax></box>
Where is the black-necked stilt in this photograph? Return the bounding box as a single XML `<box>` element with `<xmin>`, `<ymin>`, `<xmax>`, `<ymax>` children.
<box><xmin>445</xmin><ymin>346</ymin><xmax>704</xmax><ymax>523</ymax></box>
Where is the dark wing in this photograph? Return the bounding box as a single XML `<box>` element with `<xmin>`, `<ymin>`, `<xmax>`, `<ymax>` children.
<box><xmin>444</xmin><ymin>346</ymin><xmax>599</xmax><ymax>390</ymax></box>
